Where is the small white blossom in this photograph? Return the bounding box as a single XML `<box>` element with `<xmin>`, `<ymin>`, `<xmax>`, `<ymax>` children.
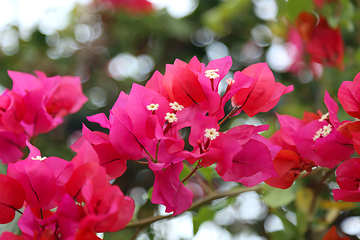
<box><xmin>204</xmin><ymin>128</ymin><xmax>220</xmax><ymax>140</ymax></box>
<box><xmin>313</xmin><ymin>124</ymin><xmax>333</xmax><ymax>141</ymax></box>
<box><xmin>226</xmin><ymin>78</ymin><xmax>235</xmax><ymax>85</ymax></box>
<box><xmin>31</xmin><ymin>156</ymin><xmax>47</xmax><ymax>161</ymax></box>
<box><xmin>170</xmin><ymin>102</ymin><xmax>184</xmax><ymax>111</ymax></box>
<box><xmin>165</xmin><ymin>112</ymin><xmax>178</xmax><ymax>123</ymax></box>
<box><xmin>322</xmin><ymin>124</ymin><xmax>333</xmax><ymax>137</ymax></box>
<box><xmin>205</xmin><ymin>69</ymin><xmax>220</xmax><ymax>79</ymax></box>
<box><xmin>313</xmin><ymin>129</ymin><xmax>323</xmax><ymax>141</ymax></box>
<box><xmin>147</xmin><ymin>103</ymin><xmax>159</xmax><ymax>111</ymax></box>
<box><xmin>319</xmin><ymin>112</ymin><xmax>329</xmax><ymax>122</ymax></box>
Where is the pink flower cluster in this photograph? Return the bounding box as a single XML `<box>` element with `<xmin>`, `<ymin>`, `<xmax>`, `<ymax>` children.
<box><xmin>83</xmin><ymin>55</ymin><xmax>293</xmax><ymax>215</ymax></box>
<box><xmin>0</xmin><ymin>142</ymin><xmax>134</xmax><ymax>239</ymax></box>
<box><xmin>0</xmin><ymin>56</ymin><xmax>294</xmax><ymax>239</ymax></box>
<box><xmin>0</xmin><ymin>71</ymin><xmax>88</xmax><ymax>163</ymax></box>
<box><xmin>266</xmin><ymin>72</ymin><xmax>360</xmax><ymax>200</ymax></box>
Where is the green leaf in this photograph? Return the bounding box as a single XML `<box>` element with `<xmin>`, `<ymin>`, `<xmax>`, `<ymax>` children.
<box><xmin>198</xmin><ymin>165</ymin><xmax>217</xmax><ymax>183</ymax></box>
<box><xmin>147</xmin><ymin>187</ymin><xmax>153</xmax><ymax>201</ymax></box>
<box><xmin>262</xmin><ymin>184</ymin><xmax>298</xmax><ymax>208</ymax></box>
<box><xmin>296</xmin><ymin>210</ymin><xmax>308</xmax><ymax>235</ymax></box>
<box><xmin>179</xmin><ymin>164</ymin><xmax>193</xmax><ymax>183</ymax></box>
<box><xmin>192</xmin><ymin>206</ymin><xmax>216</xmax><ymax>234</ymax></box>
<box><xmin>0</xmin><ymin>163</ymin><xmax>7</xmax><ymax>175</ymax></box>
<box><xmin>280</xmin><ymin>0</ymin><xmax>314</xmax><ymax>22</ymax></box>
<box><xmin>273</xmin><ymin>209</ymin><xmax>299</xmax><ymax>240</ymax></box>
<box><xmin>201</xmin><ymin>0</ymin><xmax>252</xmax><ymax>34</ymax></box>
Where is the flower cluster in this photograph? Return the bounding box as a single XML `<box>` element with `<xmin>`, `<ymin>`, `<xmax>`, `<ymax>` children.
<box><xmin>265</xmin><ymin>71</ymin><xmax>360</xmax><ymax>201</ymax></box>
<box><xmin>7</xmin><ymin>54</ymin><xmax>360</xmax><ymax>239</ymax></box>
<box><xmin>84</xmin><ymin>55</ymin><xmax>293</xmax><ymax>215</ymax></box>
<box><xmin>0</xmin><ymin>142</ymin><xmax>134</xmax><ymax>239</ymax></box>
<box><xmin>287</xmin><ymin>11</ymin><xmax>344</xmax><ymax>78</ymax></box>
<box><xmin>0</xmin><ymin>71</ymin><xmax>87</xmax><ymax>164</ymax></box>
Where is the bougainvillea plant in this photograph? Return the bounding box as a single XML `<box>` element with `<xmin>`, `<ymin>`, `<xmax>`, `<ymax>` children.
<box><xmin>0</xmin><ymin>49</ymin><xmax>358</xmax><ymax>239</ymax></box>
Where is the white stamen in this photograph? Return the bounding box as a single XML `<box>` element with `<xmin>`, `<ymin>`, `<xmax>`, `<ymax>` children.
<box><xmin>313</xmin><ymin>129</ymin><xmax>322</xmax><ymax>141</ymax></box>
<box><xmin>204</xmin><ymin>128</ymin><xmax>220</xmax><ymax>140</ymax></box>
<box><xmin>165</xmin><ymin>112</ymin><xmax>178</xmax><ymax>123</ymax></box>
<box><xmin>319</xmin><ymin>112</ymin><xmax>329</xmax><ymax>122</ymax></box>
<box><xmin>313</xmin><ymin>124</ymin><xmax>333</xmax><ymax>141</ymax></box>
<box><xmin>170</xmin><ymin>102</ymin><xmax>184</xmax><ymax>111</ymax></box>
<box><xmin>322</xmin><ymin>124</ymin><xmax>332</xmax><ymax>137</ymax></box>
<box><xmin>31</xmin><ymin>156</ymin><xmax>47</xmax><ymax>161</ymax></box>
<box><xmin>226</xmin><ymin>78</ymin><xmax>235</xmax><ymax>85</ymax></box>
<box><xmin>205</xmin><ymin>69</ymin><xmax>220</xmax><ymax>79</ymax></box>
<box><xmin>147</xmin><ymin>103</ymin><xmax>159</xmax><ymax>111</ymax></box>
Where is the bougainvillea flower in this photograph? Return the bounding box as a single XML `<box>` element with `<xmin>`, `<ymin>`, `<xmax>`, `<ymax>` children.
<box><xmin>265</xmin><ymin>150</ymin><xmax>301</xmax><ymax>189</ymax></box>
<box><xmin>0</xmin><ymin>130</ymin><xmax>27</xmax><ymax>164</ymax></box>
<box><xmin>322</xmin><ymin>225</ymin><xmax>349</xmax><ymax>240</ymax></box>
<box><xmin>57</xmin><ymin>194</ymin><xmax>82</xmax><ymax>239</ymax></box>
<box><xmin>0</xmin><ymin>232</ymin><xmax>25</xmax><ymax>240</ymax></box>
<box><xmin>75</xmin><ymin>226</ymin><xmax>102</xmax><ymax>240</ymax></box>
<box><xmin>333</xmin><ymin>158</ymin><xmax>360</xmax><ymax>202</ymax></box>
<box><xmin>8</xmin><ymin>142</ymin><xmax>73</xmax><ymax>209</ymax></box>
<box><xmin>7</xmin><ymin>157</ymin><xmax>57</xmax><ymax>209</ymax></box>
<box><xmin>163</xmin><ymin>64</ymin><xmax>206</xmax><ymax>108</ymax></box>
<box><xmin>71</xmin><ymin>124</ymin><xmax>127</xmax><ymax>180</ymax></box>
<box><xmin>295</xmin><ymin>12</ymin><xmax>344</xmax><ymax>69</ymax></box>
<box><xmin>269</xmin><ymin>113</ymin><xmax>308</xmax><ymax>152</ymax></box>
<box><xmin>65</xmin><ymin>162</ymin><xmax>109</xmax><ymax>203</ymax></box>
<box><xmin>106</xmin><ymin>0</ymin><xmax>153</xmax><ymax>14</ymax></box>
<box><xmin>7</xmin><ymin>70</ymin><xmax>87</xmax><ymax>136</ymax></box>
<box><xmin>338</xmin><ymin>72</ymin><xmax>360</xmax><ymax>119</ymax></box>
<box><xmin>231</xmin><ymin>63</ymin><xmax>293</xmax><ymax>117</ymax></box>
<box><xmin>79</xmin><ymin>184</ymin><xmax>135</xmax><ymax>232</ymax></box>
<box><xmin>145</xmin><ymin>71</ymin><xmax>169</xmax><ymax>101</ymax></box>
<box><xmin>149</xmin><ymin>161</ymin><xmax>193</xmax><ymax>216</ymax></box>
<box><xmin>0</xmin><ymin>174</ymin><xmax>25</xmax><ymax>224</ymax></box>
<box><xmin>17</xmin><ymin>205</ymin><xmax>57</xmax><ymax>240</ymax></box>
<box><xmin>292</xmin><ymin>92</ymin><xmax>354</xmax><ymax>168</ymax></box>
<box><xmin>179</xmin><ymin>113</ymin><xmax>241</xmax><ymax>175</ymax></box>
<box><xmin>220</xmin><ymin>125</ymin><xmax>280</xmax><ymax>186</ymax></box>
<box><xmin>109</xmin><ymin>108</ymin><xmax>146</xmax><ymax>160</ymax></box>
<box><xmin>126</xmin><ymin>83</ymin><xmax>171</xmax><ymax>138</ymax></box>
<box><xmin>0</xmin><ymin>90</ymin><xmax>26</xmax><ymax>134</ymax></box>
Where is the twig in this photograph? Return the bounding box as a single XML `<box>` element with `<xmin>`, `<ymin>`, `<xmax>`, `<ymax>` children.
<box><xmin>124</xmin><ymin>185</ymin><xmax>263</xmax><ymax>229</ymax></box>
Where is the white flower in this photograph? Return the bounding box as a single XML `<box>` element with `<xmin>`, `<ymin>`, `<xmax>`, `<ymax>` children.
<box><xmin>313</xmin><ymin>124</ymin><xmax>333</xmax><ymax>141</ymax></box>
<box><xmin>170</xmin><ymin>102</ymin><xmax>184</xmax><ymax>111</ymax></box>
<box><xmin>322</xmin><ymin>124</ymin><xmax>332</xmax><ymax>137</ymax></box>
<box><xmin>204</xmin><ymin>128</ymin><xmax>220</xmax><ymax>140</ymax></box>
<box><xmin>226</xmin><ymin>78</ymin><xmax>235</xmax><ymax>85</ymax></box>
<box><xmin>165</xmin><ymin>112</ymin><xmax>178</xmax><ymax>123</ymax></box>
<box><xmin>147</xmin><ymin>103</ymin><xmax>159</xmax><ymax>111</ymax></box>
<box><xmin>205</xmin><ymin>69</ymin><xmax>220</xmax><ymax>79</ymax></box>
<box><xmin>319</xmin><ymin>112</ymin><xmax>329</xmax><ymax>122</ymax></box>
<box><xmin>31</xmin><ymin>156</ymin><xmax>47</xmax><ymax>161</ymax></box>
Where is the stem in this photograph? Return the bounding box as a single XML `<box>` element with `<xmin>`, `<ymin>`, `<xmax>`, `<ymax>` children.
<box><xmin>15</xmin><ymin>209</ymin><xmax>23</xmax><ymax>215</ymax></box>
<box><xmin>142</xmin><ymin>147</ymin><xmax>157</xmax><ymax>163</ymax></box>
<box><xmin>130</xmin><ymin>160</ymin><xmax>149</xmax><ymax>165</ymax></box>
<box><xmin>130</xmin><ymin>227</ymin><xmax>143</xmax><ymax>240</ymax></box>
<box><xmin>184</xmin><ymin>161</ymin><xmax>213</xmax><ymax>194</ymax></box>
<box><xmin>218</xmin><ymin>106</ymin><xmax>240</xmax><ymax>126</ymax></box>
<box><xmin>124</xmin><ymin>185</ymin><xmax>262</xmax><ymax>229</ymax></box>
<box><xmin>309</xmin><ymin>168</ymin><xmax>335</xmax><ymax>216</ymax></box>
<box><xmin>182</xmin><ymin>164</ymin><xmax>201</xmax><ymax>183</ymax></box>
<box><xmin>155</xmin><ymin>140</ymin><xmax>161</xmax><ymax>162</ymax></box>
<box><xmin>305</xmin><ymin>168</ymin><xmax>335</xmax><ymax>239</ymax></box>
<box><xmin>194</xmin><ymin>170</ymin><xmax>214</xmax><ymax>194</ymax></box>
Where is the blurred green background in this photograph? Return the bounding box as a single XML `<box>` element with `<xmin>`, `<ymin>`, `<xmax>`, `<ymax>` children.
<box><xmin>1</xmin><ymin>0</ymin><xmax>360</xmax><ymax>239</ymax></box>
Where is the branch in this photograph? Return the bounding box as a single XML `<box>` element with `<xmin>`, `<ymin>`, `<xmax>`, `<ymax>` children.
<box><xmin>125</xmin><ymin>185</ymin><xmax>263</xmax><ymax>229</ymax></box>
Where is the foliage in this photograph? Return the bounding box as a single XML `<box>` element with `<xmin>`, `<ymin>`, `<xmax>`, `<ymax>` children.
<box><xmin>0</xmin><ymin>0</ymin><xmax>360</xmax><ymax>239</ymax></box>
